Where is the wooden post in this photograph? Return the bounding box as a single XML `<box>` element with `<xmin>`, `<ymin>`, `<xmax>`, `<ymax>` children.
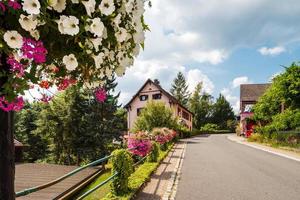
<box><xmin>0</xmin><ymin>111</ymin><xmax>15</xmax><ymax>200</ymax></box>
<box><xmin>0</xmin><ymin>53</ymin><xmax>15</xmax><ymax>200</ymax></box>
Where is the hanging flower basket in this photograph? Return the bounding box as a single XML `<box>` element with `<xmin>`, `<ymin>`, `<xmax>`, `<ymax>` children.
<box><xmin>0</xmin><ymin>0</ymin><xmax>147</xmax><ymax>111</ymax></box>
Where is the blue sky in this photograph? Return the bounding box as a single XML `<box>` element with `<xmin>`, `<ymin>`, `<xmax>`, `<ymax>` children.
<box><xmin>116</xmin><ymin>0</ymin><xmax>300</xmax><ymax>113</ymax></box>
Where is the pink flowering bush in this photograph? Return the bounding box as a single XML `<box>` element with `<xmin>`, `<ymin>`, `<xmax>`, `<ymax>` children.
<box><xmin>152</xmin><ymin>128</ymin><xmax>177</xmax><ymax>144</ymax></box>
<box><xmin>128</xmin><ymin>132</ymin><xmax>152</xmax><ymax>157</ymax></box>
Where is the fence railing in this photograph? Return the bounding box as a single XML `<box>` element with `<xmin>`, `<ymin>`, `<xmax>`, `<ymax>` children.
<box><xmin>76</xmin><ymin>155</ymin><xmax>148</xmax><ymax>200</ymax></box>
<box><xmin>16</xmin><ymin>147</ymin><xmax>138</xmax><ymax>198</ymax></box>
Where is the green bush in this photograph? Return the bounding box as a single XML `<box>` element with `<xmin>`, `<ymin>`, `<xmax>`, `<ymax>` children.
<box><xmin>177</xmin><ymin>126</ymin><xmax>191</xmax><ymax>138</ymax></box>
<box><xmin>133</xmin><ymin>101</ymin><xmax>178</xmax><ymax>132</ymax></box>
<box><xmin>200</xmin><ymin>123</ymin><xmax>219</xmax><ymax>132</ymax></box>
<box><xmin>147</xmin><ymin>142</ymin><xmax>159</xmax><ymax>162</ymax></box>
<box><xmin>248</xmin><ymin>133</ymin><xmax>264</xmax><ymax>143</ymax></box>
<box><xmin>110</xmin><ymin>149</ymin><xmax>134</xmax><ymax>195</ymax></box>
<box><xmin>104</xmin><ymin>144</ymin><xmax>174</xmax><ymax>200</ymax></box>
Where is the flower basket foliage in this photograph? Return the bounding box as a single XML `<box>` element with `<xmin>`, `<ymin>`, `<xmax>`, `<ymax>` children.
<box><xmin>0</xmin><ymin>0</ymin><xmax>147</xmax><ymax>111</ymax></box>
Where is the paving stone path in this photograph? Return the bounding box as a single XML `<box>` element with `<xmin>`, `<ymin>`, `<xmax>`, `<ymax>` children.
<box><xmin>135</xmin><ymin>142</ymin><xmax>186</xmax><ymax>200</ymax></box>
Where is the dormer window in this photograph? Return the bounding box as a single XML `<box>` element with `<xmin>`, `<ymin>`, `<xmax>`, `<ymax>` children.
<box><xmin>139</xmin><ymin>95</ymin><xmax>148</xmax><ymax>101</ymax></box>
<box><xmin>152</xmin><ymin>93</ymin><xmax>162</xmax><ymax>100</ymax></box>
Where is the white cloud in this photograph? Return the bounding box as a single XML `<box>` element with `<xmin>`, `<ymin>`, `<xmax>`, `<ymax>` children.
<box><xmin>116</xmin><ymin>0</ymin><xmax>300</xmax><ymax>107</ymax></box>
<box><xmin>221</xmin><ymin>76</ymin><xmax>252</xmax><ymax>114</ymax></box>
<box><xmin>232</xmin><ymin>76</ymin><xmax>251</xmax><ymax>88</ymax></box>
<box><xmin>117</xmin><ymin>60</ymin><xmax>214</xmax><ymax>105</ymax></box>
<box><xmin>186</xmin><ymin>69</ymin><xmax>214</xmax><ymax>94</ymax></box>
<box><xmin>258</xmin><ymin>46</ymin><xmax>286</xmax><ymax>56</ymax></box>
<box><xmin>221</xmin><ymin>88</ymin><xmax>239</xmax><ymax>114</ymax></box>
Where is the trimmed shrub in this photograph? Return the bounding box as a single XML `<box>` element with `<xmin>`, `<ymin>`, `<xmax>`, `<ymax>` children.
<box><xmin>200</xmin><ymin>123</ymin><xmax>219</xmax><ymax>132</ymax></box>
<box><xmin>110</xmin><ymin>149</ymin><xmax>134</xmax><ymax>195</ymax></box>
<box><xmin>147</xmin><ymin>142</ymin><xmax>159</xmax><ymax>162</ymax></box>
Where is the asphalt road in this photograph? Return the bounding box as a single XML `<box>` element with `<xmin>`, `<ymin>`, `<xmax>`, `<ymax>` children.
<box><xmin>176</xmin><ymin>134</ymin><xmax>300</xmax><ymax>200</ymax></box>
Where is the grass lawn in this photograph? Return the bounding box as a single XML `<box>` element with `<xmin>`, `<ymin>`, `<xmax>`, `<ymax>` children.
<box><xmin>73</xmin><ymin>170</ymin><xmax>112</xmax><ymax>200</ymax></box>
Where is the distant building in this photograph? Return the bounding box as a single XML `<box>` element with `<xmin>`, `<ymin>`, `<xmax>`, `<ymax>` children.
<box><xmin>125</xmin><ymin>79</ymin><xmax>193</xmax><ymax>131</ymax></box>
<box><xmin>239</xmin><ymin>83</ymin><xmax>270</xmax><ymax>136</ymax></box>
<box><xmin>240</xmin><ymin>83</ymin><xmax>271</xmax><ymax>113</ymax></box>
<box><xmin>14</xmin><ymin>139</ymin><xmax>24</xmax><ymax>162</ymax></box>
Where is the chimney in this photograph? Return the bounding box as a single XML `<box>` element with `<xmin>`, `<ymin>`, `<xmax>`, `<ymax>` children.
<box><xmin>154</xmin><ymin>79</ymin><xmax>160</xmax><ymax>85</ymax></box>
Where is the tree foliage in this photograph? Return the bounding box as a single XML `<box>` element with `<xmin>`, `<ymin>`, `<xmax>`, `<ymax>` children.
<box><xmin>188</xmin><ymin>82</ymin><xmax>215</xmax><ymax>129</ymax></box>
<box><xmin>170</xmin><ymin>72</ymin><xmax>190</xmax><ymax>106</ymax></box>
<box><xmin>133</xmin><ymin>101</ymin><xmax>178</xmax><ymax>132</ymax></box>
<box><xmin>15</xmin><ymin>102</ymin><xmax>48</xmax><ymax>162</ymax></box>
<box><xmin>15</xmin><ymin>78</ymin><xmax>126</xmax><ymax>165</ymax></box>
<box><xmin>254</xmin><ymin>63</ymin><xmax>300</xmax><ymax>122</ymax></box>
<box><xmin>211</xmin><ymin>94</ymin><xmax>235</xmax><ymax>129</ymax></box>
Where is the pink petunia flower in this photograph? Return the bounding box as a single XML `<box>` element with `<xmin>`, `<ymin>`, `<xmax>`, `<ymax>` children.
<box><xmin>95</xmin><ymin>88</ymin><xmax>107</xmax><ymax>103</ymax></box>
<box><xmin>22</xmin><ymin>38</ymin><xmax>48</xmax><ymax>64</ymax></box>
<box><xmin>7</xmin><ymin>0</ymin><xmax>21</xmax><ymax>10</ymax></box>
<box><xmin>0</xmin><ymin>96</ymin><xmax>24</xmax><ymax>112</ymax></box>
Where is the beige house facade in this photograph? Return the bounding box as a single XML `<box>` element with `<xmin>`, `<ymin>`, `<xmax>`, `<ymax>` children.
<box><xmin>125</xmin><ymin>79</ymin><xmax>193</xmax><ymax>131</ymax></box>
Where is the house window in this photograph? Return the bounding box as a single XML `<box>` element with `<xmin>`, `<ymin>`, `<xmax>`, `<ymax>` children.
<box><xmin>139</xmin><ymin>95</ymin><xmax>148</xmax><ymax>101</ymax></box>
<box><xmin>152</xmin><ymin>93</ymin><xmax>162</xmax><ymax>100</ymax></box>
<box><xmin>182</xmin><ymin>110</ymin><xmax>190</xmax><ymax>121</ymax></box>
<box><xmin>178</xmin><ymin>108</ymin><xmax>181</xmax><ymax>115</ymax></box>
<box><xmin>137</xmin><ymin>108</ymin><xmax>144</xmax><ymax>116</ymax></box>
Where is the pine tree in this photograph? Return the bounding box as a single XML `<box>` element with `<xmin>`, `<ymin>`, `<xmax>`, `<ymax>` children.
<box><xmin>15</xmin><ymin>102</ymin><xmax>49</xmax><ymax>162</ymax></box>
<box><xmin>170</xmin><ymin>72</ymin><xmax>190</xmax><ymax>106</ymax></box>
<box><xmin>211</xmin><ymin>94</ymin><xmax>235</xmax><ymax>129</ymax></box>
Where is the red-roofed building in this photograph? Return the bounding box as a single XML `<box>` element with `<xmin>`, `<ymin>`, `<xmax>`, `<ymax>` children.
<box><xmin>125</xmin><ymin>79</ymin><xmax>193</xmax><ymax>131</ymax></box>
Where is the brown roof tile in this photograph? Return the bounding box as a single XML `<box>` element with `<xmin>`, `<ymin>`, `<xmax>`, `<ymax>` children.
<box><xmin>240</xmin><ymin>83</ymin><xmax>271</xmax><ymax>102</ymax></box>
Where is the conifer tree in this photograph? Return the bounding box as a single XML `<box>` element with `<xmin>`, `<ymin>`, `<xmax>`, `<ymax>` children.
<box><xmin>211</xmin><ymin>94</ymin><xmax>235</xmax><ymax>129</ymax></box>
<box><xmin>170</xmin><ymin>72</ymin><xmax>190</xmax><ymax>106</ymax></box>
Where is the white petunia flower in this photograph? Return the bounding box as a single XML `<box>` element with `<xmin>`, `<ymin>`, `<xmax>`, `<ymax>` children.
<box><xmin>92</xmin><ymin>52</ymin><xmax>105</xmax><ymax>69</ymax></box>
<box><xmin>71</xmin><ymin>0</ymin><xmax>79</xmax><ymax>3</ymax></box>
<box><xmin>105</xmin><ymin>67</ymin><xmax>113</xmax><ymax>79</ymax></box>
<box><xmin>133</xmin><ymin>31</ymin><xmax>145</xmax><ymax>44</ymax></box>
<box><xmin>52</xmin><ymin>0</ymin><xmax>66</xmax><ymax>13</ymax></box>
<box><xmin>82</xmin><ymin>0</ymin><xmax>96</xmax><ymax>17</ymax></box>
<box><xmin>63</xmin><ymin>54</ymin><xmax>78</xmax><ymax>71</ymax></box>
<box><xmin>3</xmin><ymin>31</ymin><xmax>23</xmax><ymax>49</ymax></box>
<box><xmin>90</xmin><ymin>37</ymin><xmax>102</xmax><ymax>52</ymax></box>
<box><xmin>125</xmin><ymin>0</ymin><xmax>134</xmax><ymax>14</ymax></box>
<box><xmin>19</xmin><ymin>14</ymin><xmax>38</xmax><ymax>31</ymax></box>
<box><xmin>57</xmin><ymin>15</ymin><xmax>68</xmax><ymax>34</ymax></box>
<box><xmin>134</xmin><ymin>0</ymin><xmax>145</xmax><ymax>16</ymax></box>
<box><xmin>112</xmin><ymin>14</ymin><xmax>121</xmax><ymax>28</ymax></box>
<box><xmin>99</xmin><ymin>0</ymin><xmax>115</xmax><ymax>16</ymax></box>
<box><xmin>115</xmin><ymin>66</ymin><xmax>125</xmax><ymax>77</ymax></box>
<box><xmin>133</xmin><ymin>44</ymin><xmax>140</xmax><ymax>56</ymax></box>
<box><xmin>29</xmin><ymin>29</ymin><xmax>40</xmax><ymax>40</ymax></box>
<box><xmin>115</xmin><ymin>27</ymin><xmax>127</xmax><ymax>43</ymax></box>
<box><xmin>62</xmin><ymin>16</ymin><xmax>79</xmax><ymax>36</ymax></box>
<box><xmin>88</xmin><ymin>18</ymin><xmax>104</xmax><ymax>37</ymax></box>
<box><xmin>22</xmin><ymin>0</ymin><xmax>41</xmax><ymax>15</ymax></box>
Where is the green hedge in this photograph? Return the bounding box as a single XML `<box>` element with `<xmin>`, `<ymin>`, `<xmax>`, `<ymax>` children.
<box><xmin>102</xmin><ymin>144</ymin><xmax>174</xmax><ymax>200</ymax></box>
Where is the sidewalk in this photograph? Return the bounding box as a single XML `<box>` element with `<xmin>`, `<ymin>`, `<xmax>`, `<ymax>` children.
<box><xmin>135</xmin><ymin>142</ymin><xmax>186</xmax><ymax>200</ymax></box>
<box><xmin>228</xmin><ymin>134</ymin><xmax>300</xmax><ymax>162</ymax></box>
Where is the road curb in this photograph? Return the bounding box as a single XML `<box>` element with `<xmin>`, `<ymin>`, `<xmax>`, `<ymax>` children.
<box><xmin>162</xmin><ymin>141</ymin><xmax>187</xmax><ymax>200</ymax></box>
<box><xmin>227</xmin><ymin>135</ymin><xmax>300</xmax><ymax>162</ymax></box>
